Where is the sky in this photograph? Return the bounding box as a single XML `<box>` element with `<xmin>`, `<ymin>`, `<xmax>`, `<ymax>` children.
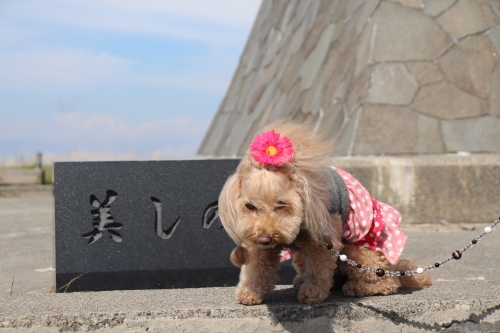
<box><xmin>0</xmin><ymin>0</ymin><xmax>262</xmax><ymax>165</ymax></box>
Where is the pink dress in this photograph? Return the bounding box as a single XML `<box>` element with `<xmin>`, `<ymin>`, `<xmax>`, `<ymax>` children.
<box><xmin>280</xmin><ymin>167</ymin><xmax>406</xmax><ymax>265</ymax></box>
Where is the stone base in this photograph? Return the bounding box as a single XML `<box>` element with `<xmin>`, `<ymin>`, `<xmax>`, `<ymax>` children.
<box><xmin>332</xmin><ymin>154</ymin><xmax>500</xmax><ymax>224</ymax></box>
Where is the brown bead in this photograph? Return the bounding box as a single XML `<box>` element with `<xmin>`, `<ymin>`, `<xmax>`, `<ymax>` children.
<box><xmin>376</xmin><ymin>268</ymin><xmax>385</xmax><ymax>277</ymax></box>
<box><xmin>452</xmin><ymin>251</ymin><xmax>462</xmax><ymax>260</ymax></box>
<box><xmin>356</xmin><ymin>264</ymin><xmax>362</xmax><ymax>268</ymax></box>
<box><xmin>472</xmin><ymin>239</ymin><xmax>477</xmax><ymax>244</ymax></box>
<box><xmin>400</xmin><ymin>271</ymin><xmax>405</xmax><ymax>276</ymax></box>
<box><xmin>326</xmin><ymin>245</ymin><xmax>332</xmax><ymax>250</ymax></box>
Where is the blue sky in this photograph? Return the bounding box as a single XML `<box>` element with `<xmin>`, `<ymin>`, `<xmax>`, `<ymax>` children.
<box><xmin>0</xmin><ymin>0</ymin><xmax>261</xmax><ymax>164</ymax></box>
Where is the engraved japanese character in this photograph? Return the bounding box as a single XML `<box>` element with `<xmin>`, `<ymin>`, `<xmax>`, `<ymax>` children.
<box><xmin>82</xmin><ymin>190</ymin><xmax>122</xmax><ymax>244</ymax></box>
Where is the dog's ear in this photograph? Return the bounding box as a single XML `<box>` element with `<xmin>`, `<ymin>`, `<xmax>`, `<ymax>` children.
<box><xmin>230</xmin><ymin>245</ymin><xmax>251</xmax><ymax>267</ymax></box>
<box><xmin>219</xmin><ymin>173</ymin><xmax>243</xmax><ymax>245</ymax></box>
<box><xmin>291</xmin><ymin>172</ymin><xmax>341</xmax><ymax>250</ymax></box>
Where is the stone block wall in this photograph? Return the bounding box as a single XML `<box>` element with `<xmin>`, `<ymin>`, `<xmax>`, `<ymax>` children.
<box><xmin>198</xmin><ymin>0</ymin><xmax>500</xmax><ymax>157</ymax></box>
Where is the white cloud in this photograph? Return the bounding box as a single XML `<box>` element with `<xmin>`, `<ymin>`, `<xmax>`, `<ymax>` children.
<box><xmin>0</xmin><ymin>111</ymin><xmax>209</xmax><ymax>163</ymax></box>
<box><xmin>2</xmin><ymin>0</ymin><xmax>262</xmax><ymax>44</ymax></box>
<box><xmin>0</xmin><ymin>46</ymin><xmax>132</xmax><ymax>92</ymax></box>
<box><xmin>0</xmin><ymin>1</ymin><xmax>261</xmax><ymax>93</ymax></box>
<box><xmin>49</xmin><ymin>111</ymin><xmax>208</xmax><ymax>146</ymax></box>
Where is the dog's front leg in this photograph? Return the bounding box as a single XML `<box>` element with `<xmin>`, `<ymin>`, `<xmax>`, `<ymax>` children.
<box><xmin>297</xmin><ymin>237</ymin><xmax>336</xmax><ymax>304</ymax></box>
<box><xmin>235</xmin><ymin>246</ymin><xmax>281</xmax><ymax>305</ymax></box>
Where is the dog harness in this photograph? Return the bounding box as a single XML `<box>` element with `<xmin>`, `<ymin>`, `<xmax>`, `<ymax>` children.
<box><xmin>281</xmin><ymin>167</ymin><xmax>406</xmax><ymax>265</ymax></box>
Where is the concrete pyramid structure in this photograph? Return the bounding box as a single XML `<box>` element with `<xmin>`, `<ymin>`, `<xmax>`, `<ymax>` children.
<box><xmin>198</xmin><ymin>0</ymin><xmax>500</xmax><ymax>157</ymax></box>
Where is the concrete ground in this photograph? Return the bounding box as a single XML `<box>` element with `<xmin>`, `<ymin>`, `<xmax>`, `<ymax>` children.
<box><xmin>1</xmin><ymin>196</ymin><xmax>500</xmax><ymax>332</ymax></box>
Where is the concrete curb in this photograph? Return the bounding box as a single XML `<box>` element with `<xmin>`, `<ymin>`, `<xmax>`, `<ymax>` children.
<box><xmin>331</xmin><ymin>155</ymin><xmax>500</xmax><ymax>224</ymax></box>
<box><xmin>1</xmin><ymin>281</ymin><xmax>500</xmax><ymax>332</ymax></box>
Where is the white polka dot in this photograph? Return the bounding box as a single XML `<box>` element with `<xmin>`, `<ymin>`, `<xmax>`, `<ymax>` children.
<box><xmin>376</xmin><ymin>232</ymin><xmax>381</xmax><ymax>236</ymax></box>
<box><xmin>360</xmin><ymin>211</ymin><xmax>364</xmax><ymax>217</ymax></box>
<box><xmin>370</xmin><ymin>233</ymin><xmax>374</xmax><ymax>237</ymax></box>
<box><xmin>343</xmin><ymin>176</ymin><xmax>348</xmax><ymax>180</ymax></box>
<box><xmin>353</xmin><ymin>180</ymin><xmax>358</xmax><ymax>185</ymax></box>
<box><xmin>373</xmin><ymin>241</ymin><xmax>378</xmax><ymax>245</ymax></box>
<box><xmin>351</xmin><ymin>203</ymin><xmax>357</xmax><ymax>209</ymax></box>
<box><xmin>362</xmin><ymin>197</ymin><xmax>366</xmax><ymax>202</ymax></box>
<box><xmin>383</xmin><ymin>206</ymin><xmax>388</xmax><ymax>210</ymax></box>
<box><xmin>374</xmin><ymin>222</ymin><xmax>379</xmax><ymax>228</ymax></box>
<box><xmin>353</xmin><ymin>238</ymin><xmax>358</xmax><ymax>242</ymax></box>
<box><xmin>369</xmin><ymin>214</ymin><xmax>374</xmax><ymax>220</ymax></box>
<box><xmin>364</xmin><ymin>243</ymin><xmax>369</xmax><ymax>247</ymax></box>
<box><xmin>361</xmin><ymin>220</ymin><xmax>367</xmax><ymax>227</ymax></box>
<box><xmin>389</xmin><ymin>251</ymin><xmax>394</xmax><ymax>256</ymax></box>
<box><xmin>349</xmin><ymin>223</ymin><xmax>354</xmax><ymax>228</ymax></box>
<box><xmin>392</xmin><ymin>223</ymin><xmax>397</xmax><ymax>227</ymax></box>
<box><xmin>349</xmin><ymin>194</ymin><xmax>354</xmax><ymax>200</ymax></box>
<box><xmin>388</xmin><ymin>243</ymin><xmax>393</xmax><ymax>247</ymax></box>
<box><xmin>357</xmin><ymin>202</ymin><xmax>361</xmax><ymax>208</ymax></box>
<box><xmin>344</xmin><ymin>231</ymin><xmax>350</xmax><ymax>237</ymax></box>
<box><xmin>397</xmin><ymin>239</ymin><xmax>402</xmax><ymax>245</ymax></box>
<box><xmin>395</xmin><ymin>230</ymin><xmax>400</xmax><ymax>236</ymax></box>
<box><xmin>357</xmin><ymin>188</ymin><xmax>362</xmax><ymax>194</ymax></box>
<box><xmin>356</xmin><ymin>229</ymin><xmax>360</xmax><ymax>235</ymax></box>
<box><xmin>365</xmin><ymin>206</ymin><xmax>370</xmax><ymax>211</ymax></box>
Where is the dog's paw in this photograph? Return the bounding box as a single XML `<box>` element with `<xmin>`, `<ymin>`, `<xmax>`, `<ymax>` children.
<box><xmin>342</xmin><ymin>281</ymin><xmax>398</xmax><ymax>297</ymax></box>
<box><xmin>342</xmin><ymin>284</ymin><xmax>358</xmax><ymax>297</ymax></box>
<box><xmin>293</xmin><ymin>275</ymin><xmax>304</xmax><ymax>289</ymax></box>
<box><xmin>298</xmin><ymin>283</ymin><xmax>329</xmax><ymax>304</ymax></box>
<box><xmin>236</xmin><ymin>286</ymin><xmax>265</xmax><ymax>305</ymax></box>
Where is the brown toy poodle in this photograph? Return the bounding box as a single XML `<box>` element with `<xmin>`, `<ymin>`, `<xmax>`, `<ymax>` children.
<box><xmin>219</xmin><ymin>120</ymin><xmax>431</xmax><ymax>305</ymax></box>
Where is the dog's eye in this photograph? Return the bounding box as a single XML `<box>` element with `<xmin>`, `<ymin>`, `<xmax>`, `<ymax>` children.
<box><xmin>275</xmin><ymin>201</ymin><xmax>287</xmax><ymax>210</ymax></box>
<box><xmin>245</xmin><ymin>203</ymin><xmax>257</xmax><ymax>210</ymax></box>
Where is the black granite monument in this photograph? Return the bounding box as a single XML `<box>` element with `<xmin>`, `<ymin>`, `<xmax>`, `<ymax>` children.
<box><xmin>54</xmin><ymin>160</ymin><xmax>295</xmax><ymax>292</ymax></box>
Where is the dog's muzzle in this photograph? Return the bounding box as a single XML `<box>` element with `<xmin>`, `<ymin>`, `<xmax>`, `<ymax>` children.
<box><xmin>257</xmin><ymin>234</ymin><xmax>272</xmax><ymax>246</ymax></box>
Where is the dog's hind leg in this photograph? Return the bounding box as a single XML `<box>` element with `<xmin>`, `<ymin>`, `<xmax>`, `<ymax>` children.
<box><xmin>295</xmin><ymin>235</ymin><xmax>337</xmax><ymax>304</ymax></box>
<box><xmin>340</xmin><ymin>245</ymin><xmax>399</xmax><ymax>297</ymax></box>
<box><xmin>235</xmin><ymin>246</ymin><xmax>281</xmax><ymax>305</ymax></box>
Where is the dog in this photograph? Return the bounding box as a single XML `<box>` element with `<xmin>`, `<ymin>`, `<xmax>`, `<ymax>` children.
<box><xmin>219</xmin><ymin>120</ymin><xmax>432</xmax><ymax>305</ymax></box>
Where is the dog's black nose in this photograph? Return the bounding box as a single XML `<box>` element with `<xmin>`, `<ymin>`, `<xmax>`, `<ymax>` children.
<box><xmin>257</xmin><ymin>234</ymin><xmax>272</xmax><ymax>246</ymax></box>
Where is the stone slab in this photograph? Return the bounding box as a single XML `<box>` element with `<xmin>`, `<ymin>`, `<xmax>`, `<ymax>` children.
<box><xmin>54</xmin><ymin>160</ymin><xmax>295</xmax><ymax>292</ymax></box>
<box><xmin>439</xmin><ymin>34</ymin><xmax>496</xmax><ymax>99</ymax></box>
<box><xmin>441</xmin><ymin>115</ymin><xmax>500</xmax><ymax>152</ymax></box>
<box><xmin>368</xmin><ymin>63</ymin><xmax>418</xmax><ymax>105</ymax></box>
<box><xmin>436</xmin><ymin>0</ymin><xmax>497</xmax><ymax>40</ymax></box>
<box><xmin>412</xmin><ymin>81</ymin><xmax>487</xmax><ymax>119</ymax></box>
<box><xmin>373</xmin><ymin>1</ymin><xmax>453</xmax><ymax>61</ymax></box>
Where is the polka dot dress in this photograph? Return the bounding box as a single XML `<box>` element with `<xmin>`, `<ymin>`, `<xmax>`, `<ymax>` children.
<box><xmin>333</xmin><ymin>167</ymin><xmax>406</xmax><ymax>265</ymax></box>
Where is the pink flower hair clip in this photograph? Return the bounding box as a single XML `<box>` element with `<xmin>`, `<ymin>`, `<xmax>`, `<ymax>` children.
<box><xmin>250</xmin><ymin>130</ymin><xmax>294</xmax><ymax>167</ymax></box>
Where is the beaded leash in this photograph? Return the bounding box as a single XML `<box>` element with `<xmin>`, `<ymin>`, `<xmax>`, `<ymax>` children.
<box><xmin>321</xmin><ymin>218</ymin><xmax>500</xmax><ymax>278</ymax></box>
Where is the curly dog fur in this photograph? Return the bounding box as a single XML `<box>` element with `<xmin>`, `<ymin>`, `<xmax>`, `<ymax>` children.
<box><xmin>219</xmin><ymin>120</ymin><xmax>432</xmax><ymax>305</ymax></box>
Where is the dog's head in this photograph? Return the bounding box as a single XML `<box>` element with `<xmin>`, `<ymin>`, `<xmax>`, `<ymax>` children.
<box><xmin>219</xmin><ymin>121</ymin><xmax>339</xmax><ymax>251</ymax></box>
<box><xmin>220</xmin><ymin>160</ymin><xmax>303</xmax><ymax>249</ymax></box>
